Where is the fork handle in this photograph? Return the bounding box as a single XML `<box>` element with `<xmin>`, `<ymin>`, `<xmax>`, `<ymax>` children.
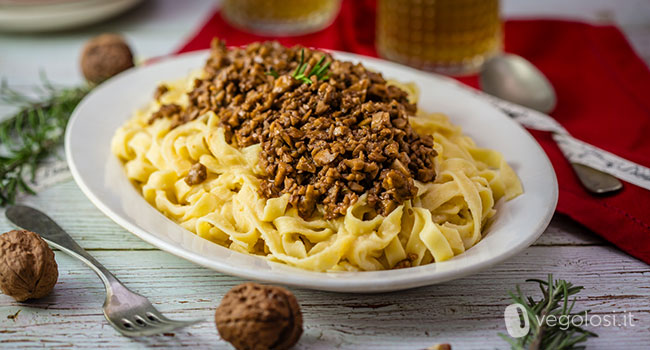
<box><xmin>5</xmin><ymin>205</ymin><xmax>122</xmax><ymax>292</ymax></box>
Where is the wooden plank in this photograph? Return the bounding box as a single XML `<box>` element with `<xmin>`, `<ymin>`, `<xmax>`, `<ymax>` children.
<box><xmin>0</xmin><ymin>181</ymin><xmax>154</xmax><ymax>250</ymax></box>
<box><xmin>535</xmin><ymin>214</ymin><xmax>605</xmax><ymax>246</ymax></box>
<box><xmin>1</xmin><ymin>246</ymin><xmax>648</xmax><ymax>349</ymax></box>
<box><xmin>0</xmin><ymin>181</ymin><xmax>605</xmax><ymax>251</ymax></box>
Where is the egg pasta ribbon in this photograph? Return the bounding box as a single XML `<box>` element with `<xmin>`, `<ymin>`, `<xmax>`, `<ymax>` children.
<box><xmin>111</xmin><ymin>75</ymin><xmax>522</xmax><ymax>272</ymax></box>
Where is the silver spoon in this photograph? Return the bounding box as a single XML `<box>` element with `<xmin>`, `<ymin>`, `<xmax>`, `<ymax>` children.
<box><xmin>480</xmin><ymin>54</ymin><xmax>622</xmax><ymax>194</ymax></box>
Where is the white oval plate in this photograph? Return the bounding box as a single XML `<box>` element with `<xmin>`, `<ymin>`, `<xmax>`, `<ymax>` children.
<box><xmin>65</xmin><ymin>50</ymin><xmax>557</xmax><ymax>293</ymax></box>
<box><xmin>0</xmin><ymin>0</ymin><xmax>142</xmax><ymax>33</ymax></box>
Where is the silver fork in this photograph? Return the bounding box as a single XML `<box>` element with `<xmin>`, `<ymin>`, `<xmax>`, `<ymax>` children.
<box><xmin>5</xmin><ymin>205</ymin><xmax>202</xmax><ymax>337</ymax></box>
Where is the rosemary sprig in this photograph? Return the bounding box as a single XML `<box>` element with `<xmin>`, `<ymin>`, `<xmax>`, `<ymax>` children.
<box><xmin>0</xmin><ymin>77</ymin><xmax>90</xmax><ymax>206</ymax></box>
<box><xmin>291</xmin><ymin>49</ymin><xmax>330</xmax><ymax>85</ymax></box>
<box><xmin>265</xmin><ymin>68</ymin><xmax>279</xmax><ymax>79</ymax></box>
<box><xmin>265</xmin><ymin>49</ymin><xmax>331</xmax><ymax>84</ymax></box>
<box><xmin>500</xmin><ymin>274</ymin><xmax>597</xmax><ymax>350</ymax></box>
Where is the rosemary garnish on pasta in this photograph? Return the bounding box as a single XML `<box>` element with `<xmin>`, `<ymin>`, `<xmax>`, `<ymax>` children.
<box><xmin>292</xmin><ymin>49</ymin><xmax>330</xmax><ymax>84</ymax></box>
<box><xmin>265</xmin><ymin>68</ymin><xmax>280</xmax><ymax>79</ymax></box>
<box><xmin>0</xmin><ymin>78</ymin><xmax>90</xmax><ymax>206</ymax></box>
<box><xmin>266</xmin><ymin>49</ymin><xmax>331</xmax><ymax>84</ymax></box>
<box><xmin>500</xmin><ymin>275</ymin><xmax>597</xmax><ymax>350</ymax></box>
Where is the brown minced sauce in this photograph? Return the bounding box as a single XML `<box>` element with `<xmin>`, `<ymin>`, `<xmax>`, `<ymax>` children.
<box><xmin>150</xmin><ymin>39</ymin><xmax>438</xmax><ymax>219</ymax></box>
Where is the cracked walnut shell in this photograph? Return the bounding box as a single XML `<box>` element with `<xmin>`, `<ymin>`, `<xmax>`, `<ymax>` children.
<box><xmin>0</xmin><ymin>230</ymin><xmax>58</xmax><ymax>302</ymax></box>
<box><xmin>215</xmin><ymin>283</ymin><xmax>303</xmax><ymax>350</ymax></box>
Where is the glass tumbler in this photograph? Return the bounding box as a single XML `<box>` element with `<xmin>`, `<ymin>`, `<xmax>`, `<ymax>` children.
<box><xmin>222</xmin><ymin>0</ymin><xmax>342</xmax><ymax>36</ymax></box>
<box><xmin>377</xmin><ymin>0</ymin><xmax>501</xmax><ymax>75</ymax></box>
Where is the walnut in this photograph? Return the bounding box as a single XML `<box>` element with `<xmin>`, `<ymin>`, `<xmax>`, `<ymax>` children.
<box><xmin>215</xmin><ymin>283</ymin><xmax>303</xmax><ymax>350</ymax></box>
<box><xmin>80</xmin><ymin>33</ymin><xmax>134</xmax><ymax>84</ymax></box>
<box><xmin>0</xmin><ymin>230</ymin><xmax>58</xmax><ymax>302</ymax></box>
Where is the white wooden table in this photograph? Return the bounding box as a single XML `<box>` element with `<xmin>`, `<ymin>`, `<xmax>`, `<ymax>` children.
<box><xmin>1</xmin><ymin>1</ymin><xmax>649</xmax><ymax>349</ymax></box>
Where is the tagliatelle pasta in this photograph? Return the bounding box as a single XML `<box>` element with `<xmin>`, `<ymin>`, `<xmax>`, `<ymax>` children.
<box><xmin>111</xmin><ymin>65</ymin><xmax>522</xmax><ymax>272</ymax></box>
<box><xmin>111</xmin><ymin>76</ymin><xmax>522</xmax><ymax>271</ymax></box>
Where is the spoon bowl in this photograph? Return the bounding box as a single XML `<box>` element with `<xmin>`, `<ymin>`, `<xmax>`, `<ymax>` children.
<box><xmin>479</xmin><ymin>53</ymin><xmax>622</xmax><ymax>195</ymax></box>
<box><xmin>480</xmin><ymin>54</ymin><xmax>557</xmax><ymax>113</ymax></box>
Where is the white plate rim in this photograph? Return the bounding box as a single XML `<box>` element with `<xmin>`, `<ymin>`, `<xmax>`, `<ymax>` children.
<box><xmin>65</xmin><ymin>49</ymin><xmax>558</xmax><ymax>293</ymax></box>
<box><xmin>0</xmin><ymin>0</ymin><xmax>142</xmax><ymax>32</ymax></box>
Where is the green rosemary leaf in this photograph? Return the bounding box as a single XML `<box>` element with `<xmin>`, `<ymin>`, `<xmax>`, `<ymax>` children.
<box><xmin>315</xmin><ymin>60</ymin><xmax>331</xmax><ymax>78</ymax></box>
<box><xmin>298</xmin><ymin>57</ymin><xmax>309</xmax><ymax>76</ymax></box>
<box><xmin>307</xmin><ymin>55</ymin><xmax>326</xmax><ymax>77</ymax></box>
<box><xmin>499</xmin><ymin>333</ymin><xmax>522</xmax><ymax>349</ymax></box>
<box><xmin>0</xmin><ymin>124</ymin><xmax>10</xmax><ymax>148</ymax></box>
<box><xmin>298</xmin><ymin>76</ymin><xmax>313</xmax><ymax>85</ymax></box>
<box><xmin>292</xmin><ymin>49</ymin><xmax>305</xmax><ymax>78</ymax></box>
<box><xmin>290</xmin><ymin>49</ymin><xmax>330</xmax><ymax>85</ymax></box>
<box><xmin>17</xmin><ymin>176</ymin><xmax>35</xmax><ymax>195</ymax></box>
<box><xmin>0</xmin><ymin>77</ymin><xmax>90</xmax><ymax>206</ymax></box>
<box><xmin>265</xmin><ymin>68</ymin><xmax>279</xmax><ymax>78</ymax></box>
<box><xmin>499</xmin><ymin>274</ymin><xmax>597</xmax><ymax>350</ymax></box>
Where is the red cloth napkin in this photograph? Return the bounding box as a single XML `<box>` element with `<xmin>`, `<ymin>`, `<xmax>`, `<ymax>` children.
<box><xmin>175</xmin><ymin>1</ymin><xmax>650</xmax><ymax>264</ymax></box>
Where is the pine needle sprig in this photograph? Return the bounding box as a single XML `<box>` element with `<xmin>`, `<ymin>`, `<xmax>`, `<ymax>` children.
<box><xmin>0</xmin><ymin>77</ymin><xmax>90</xmax><ymax>206</ymax></box>
<box><xmin>499</xmin><ymin>274</ymin><xmax>597</xmax><ymax>350</ymax></box>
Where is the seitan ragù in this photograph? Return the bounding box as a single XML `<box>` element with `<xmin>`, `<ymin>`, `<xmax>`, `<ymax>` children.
<box><xmin>151</xmin><ymin>39</ymin><xmax>438</xmax><ymax>219</ymax></box>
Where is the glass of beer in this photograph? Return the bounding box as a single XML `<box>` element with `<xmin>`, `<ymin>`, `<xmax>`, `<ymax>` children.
<box><xmin>377</xmin><ymin>0</ymin><xmax>501</xmax><ymax>76</ymax></box>
<box><xmin>222</xmin><ymin>0</ymin><xmax>342</xmax><ymax>36</ymax></box>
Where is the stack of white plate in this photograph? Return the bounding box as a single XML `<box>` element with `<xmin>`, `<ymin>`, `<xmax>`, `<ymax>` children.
<box><xmin>0</xmin><ymin>0</ymin><xmax>142</xmax><ymax>32</ymax></box>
